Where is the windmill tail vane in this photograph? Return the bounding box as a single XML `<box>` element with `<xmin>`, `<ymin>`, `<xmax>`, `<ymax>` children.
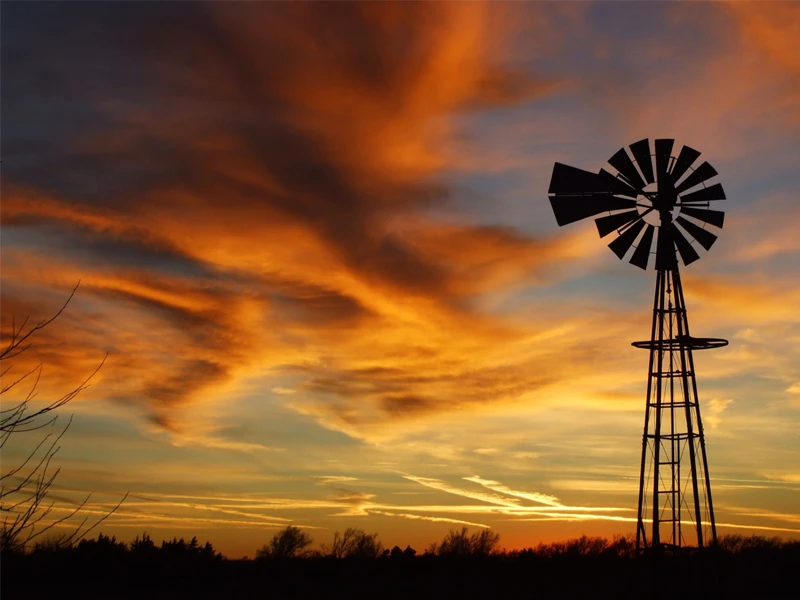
<box><xmin>547</xmin><ymin>138</ymin><xmax>729</xmax><ymax>551</ymax></box>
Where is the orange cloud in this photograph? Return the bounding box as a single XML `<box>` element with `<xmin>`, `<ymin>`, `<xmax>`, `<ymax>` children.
<box><xmin>725</xmin><ymin>2</ymin><xmax>800</xmax><ymax>73</ymax></box>
<box><xmin>1</xmin><ymin>2</ymin><xmax>568</xmax><ymax>438</ymax></box>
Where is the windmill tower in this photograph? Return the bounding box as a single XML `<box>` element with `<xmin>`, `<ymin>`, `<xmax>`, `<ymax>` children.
<box><xmin>547</xmin><ymin>139</ymin><xmax>728</xmax><ymax>551</ymax></box>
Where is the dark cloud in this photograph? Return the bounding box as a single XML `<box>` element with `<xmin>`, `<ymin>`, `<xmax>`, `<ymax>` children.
<box><xmin>382</xmin><ymin>395</ymin><xmax>431</xmax><ymax>417</ymax></box>
<box><xmin>291</xmin><ymin>363</ymin><xmax>555</xmax><ymax>424</ymax></box>
<box><xmin>267</xmin><ymin>282</ymin><xmax>371</xmax><ymax>327</ymax></box>
<box><xmin>4</xmin><ymin>221</ymin><xmax>217</xmax><ymax>281</ymax></box>
<box><xmin>140</xmin><ymin>358</ymin><xmax>227</xmax><ymax>426</ymax></box>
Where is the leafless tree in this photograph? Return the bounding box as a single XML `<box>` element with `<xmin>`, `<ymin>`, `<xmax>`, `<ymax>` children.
<box><xmin>328</xmin><ymin>527</ymin><xmax>383</xmax><ymax>559</ymax></box>
<box><xmin>436</xmin><ymin>527</ymin><xmax>501</xmax><ymax>557</ymax></box>
<box><xmin>1</xmin><ymin>282</ymin><xmax>126</xmax><ymax>553</ymax></box>
<box><xmin>255</xmin><ymin>525</ymin><xmax>313</xmax><ymax>559</ymax></box>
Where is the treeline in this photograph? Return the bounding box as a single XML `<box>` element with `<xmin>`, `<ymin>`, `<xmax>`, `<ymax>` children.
<box><xmin>4</xmin><ymin>526</ymin><xmax>799</xmax><ymax>561</ymax></box>
<box><xmin>14</xmin><ymin>532</ymin><xmax>223</xmax><ymax>561</ymax></box>
<box><xmin>3</xmin><ymin>529</ymin><xmax>798</xmax><ymax>599</ymax></box>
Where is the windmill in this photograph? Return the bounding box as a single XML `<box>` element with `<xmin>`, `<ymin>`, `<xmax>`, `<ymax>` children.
<box><xmin>547</xmin><ymin>138</ymin><xmax>728</xmax><ymax>551</ymax></box>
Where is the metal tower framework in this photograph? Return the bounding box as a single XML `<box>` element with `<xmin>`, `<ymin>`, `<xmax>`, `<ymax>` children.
<box><xmin>546</xmin><ymin>137</ymin><xmax>731</xmax><ymax>553</ymax></box>
<box><xmin>632</xmin><ymin>267</ymin><xmax>725</xmax><ymax>550</ymax></box>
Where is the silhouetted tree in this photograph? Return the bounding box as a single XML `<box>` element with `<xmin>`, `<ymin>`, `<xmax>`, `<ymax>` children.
<box><xmin>717</xmin><ymin>534</ymin><xmax>785</xmax><ymax>554</ymax></box>
<box><xmin>30</xmin><ymin>531</ymin><xmax>73</xmax><ymax>554</ymax></box>
<box><xmin>389</xmin><ymin>544</ymin><xmax>416</xmax><ymax>559</ymax></box>
<box><xmin>437</xmin><ymin>527</ymin><xmax>501</xmax><ymax>557</ymax></box>
<box><xmin>159</xmin><ymin>535</ymin><xmax>222</xmax><ymax>562</ymax></box>
<box><xmin>0</xmin><ymin>283</ymin><xmax>126</xmax><ymax>553</ymax></box>
<box><xmin>437</xmin><ymin>527</ymin><xmax>471</xmax><ymax>556</ymax></box>
<box><xmin>469</xmin><ymin>528</ymin><xmax>501</xmax><ymax>556</ymax></box>
<box><xmin>75</xmin><ymin>532</ymin><xmax>128</xmax><ymax>560</ymax></box>
<box><xmin>606</xmin><ymin>533</ymin><xmax>636</xmax><ymax>558</ymax></box>
<box><xmin>329</xmin><ymin>527</ymin><xmax>383</xmax><ymax>558</ymax></box>
<box><xmin>256</xmin><ymin>525</ymin><xmax>313</xmax><ymax>559</ymax></box>
<box><xmin>564</xmin><ymin>535</ymin><xmax>609</xmax><ymax>556</ymax></box>
<box><xmin>130</xmin><ymin>532</ymin><xmax>157</xmax><ymax>555</ymax></box>
<box><xmin>525</xmin><ymin>534</ymin><xmax>636</xmax><ymax>558</ymax></box>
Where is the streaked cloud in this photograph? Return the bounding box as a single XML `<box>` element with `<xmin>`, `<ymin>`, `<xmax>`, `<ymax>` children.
<box><xmin>463</xmin><ymin>476</ymin><xmax>561</xmax><ymax>507</ymax></box>
<box><xmin>370</xmin><ymin>510</ymin><xmax>490</xmax><ymax>529</ymax></box>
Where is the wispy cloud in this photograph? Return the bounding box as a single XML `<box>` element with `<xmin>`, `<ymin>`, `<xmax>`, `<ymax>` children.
<box><xmin>370</xmin><ymin>510</ymin><xmax>490</xmax><ymax>529</ymax></box>
<box><xmin>316</xmin><ymin>476</ymin><xmax>359</xmax><ymax>486</ymax></box>
<box><xmin>463</xmin><ymin>475</ymin><xmax>561</xmax><ymax>506</ymax></box>
<box><xmin>402</xmin><ymin>475</ymin><xmax>520</xmax><ymax>508</ymax></box>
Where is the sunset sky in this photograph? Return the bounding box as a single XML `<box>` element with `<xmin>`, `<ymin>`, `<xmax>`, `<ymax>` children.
<box><xmin>2</xmin><ymin>1</ymin><xmax>799</xmax><ymax>558</ymax></box>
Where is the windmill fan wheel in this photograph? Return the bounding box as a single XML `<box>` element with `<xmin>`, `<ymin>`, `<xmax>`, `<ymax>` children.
<box><xmin>548</xmin><ymin>138</ymin><xmax>726</xmax><ymax>270</ymax></box>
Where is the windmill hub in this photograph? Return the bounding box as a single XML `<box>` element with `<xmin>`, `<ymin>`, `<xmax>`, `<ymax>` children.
<box><xmin>652</xmin><ymin>190</ymin><xmax>676</xmax><ymax>215</ymax></box>
<box><xmin>635</xmin><ymin>184</ymin><xmax>677</xmax><ymax>227</ymax></box>
<box><xmin>547</xmin><ymin>138</ymin><xmax>729</xmax><ymax>552</ymax></box>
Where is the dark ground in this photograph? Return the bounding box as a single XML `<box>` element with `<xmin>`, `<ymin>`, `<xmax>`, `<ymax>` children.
<box><xmin>3</xmin><ymin>548</ymin><xmax>799</xmax><ymax>599</ymax></box>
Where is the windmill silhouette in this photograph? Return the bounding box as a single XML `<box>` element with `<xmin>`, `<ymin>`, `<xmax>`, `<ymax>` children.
<box><xmin>548</xmin><ymin>138</ymin><xmax>728</xmax><ymax>551</ymax></box>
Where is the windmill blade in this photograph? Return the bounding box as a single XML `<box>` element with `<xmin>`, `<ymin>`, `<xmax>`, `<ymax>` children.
<box><xmin>676</xmin><ymin>216</ymin><xmax>719</xmax><ymax>251</ymax></box>
<box><xmin>679</xmin><ymin>206</ymin><xmax>725</xmax><ymax>228</ymax></box>
<box><xmin>608</xmin><ymin>219</ymin><xmax>646</xmax><ymax>259</ymax></box>
<box><xmin>680</xmin><ymin>183</ymin><xmax>726</xmax><ymax>203</ymax></box>
<box><xmin>629</xmin><ymin>224</ymin><xmax>656</xmax><ymax>270</ymax></box>
<box><xmin>595</xmin><ymin>209</ymin><xmax>641</xmax><ymax>238</ymax></box>
<box><xmin>608</xmin><ymin>148</ymin><xmax>646</xmax><ymax>191</ymax></box>
<box><xmin>670</xmin><ymin>145</ymin><xmax>701</xmax><ymax>183</ymax></box>
<box><xmin>655</xmin><ymin>139</ymin><xmax>674</xmax><ymax>179</ymax></box>
<box><xmin>672</xmin><ymin>224</ymin><xmax>701</xmax><ymax>266</ymax></box>
<box><xmin>550</xmin><ymin>195</ymin><xmax>635</xmax><ymax>226</ymax></box>
<box><xmin>674</xmin><ymin>161</ymin><xmax>718</xmax><ymax>194</ymax></box>
<box><xmin>629</xmin><ymin>139</ymin><xmax>654</xmax><ymax>184</ymax></box>
<box><xmin>598</xmin><ymin>169</ymin><xmax>639</xmax><ymax>197</ymax></box>
<box><xmin>549</xmin><ymin>163</ymin><xmax>603</xmax><ymax>195</ymax></box>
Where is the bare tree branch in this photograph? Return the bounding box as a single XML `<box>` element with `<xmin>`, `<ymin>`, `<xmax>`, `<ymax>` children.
<box><xmin>1</xmin><ymin>281</ymin><xmax>80</xmax><ymax>361</ymax></box>
<box><xmin>1</xmin><ymin>283</ymin><xmax>126</xmax><ymax>553</ymax></box>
